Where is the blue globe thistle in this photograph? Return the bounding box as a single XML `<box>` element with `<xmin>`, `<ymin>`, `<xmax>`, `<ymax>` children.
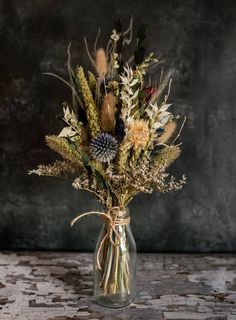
<box><xmin>90</xmin><ymin>133</ymin><xmax>118</xmax><ymax>163</ymax></box>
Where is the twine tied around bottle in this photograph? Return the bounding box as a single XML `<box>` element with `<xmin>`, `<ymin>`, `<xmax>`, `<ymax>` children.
<box><xmin>71</xmin><ymin>206</ymin><xmax>130</xmax><ymax>270</ymax></box>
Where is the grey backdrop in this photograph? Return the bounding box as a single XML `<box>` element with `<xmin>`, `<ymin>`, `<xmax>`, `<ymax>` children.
<box><xmin>0</xmin><ymin>0</ymin><xmax>236</xmax><ymax>252</ymax></box>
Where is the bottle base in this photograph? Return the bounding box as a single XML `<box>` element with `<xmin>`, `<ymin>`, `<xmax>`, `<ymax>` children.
<box><xmin>95</xmin><ymin>293</ymin><xmax>132</xmax><ymax>308</ymax></box>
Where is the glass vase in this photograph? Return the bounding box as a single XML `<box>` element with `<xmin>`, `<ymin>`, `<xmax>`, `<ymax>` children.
<box><xmin>94</xmin><ymin>207</ymin><xmax>136</xmax><ymax>308</ymax></box>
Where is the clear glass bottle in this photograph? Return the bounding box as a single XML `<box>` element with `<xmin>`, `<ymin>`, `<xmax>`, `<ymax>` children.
<box><xmin>94</xmin><ymin>207</ymin><xmax>136</xmax><ymax>308</ymax></box>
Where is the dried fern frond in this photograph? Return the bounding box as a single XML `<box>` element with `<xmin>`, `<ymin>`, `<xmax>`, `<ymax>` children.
<box><xmin>96</xmin><ymin>48</ymin><xmax>107</xmax><ymax>78</ymax></box>
<box><xmin>76</xmin><ymin>66</ymin><xmax>101</xmax><ymax>137</ymax></box>
<box><xmin>101</xmin><ymin>92</ymin><xmax>116</xmax><ymax>132</ymax></box>
<box><xmin>28</xmin><ymin>160</ymin><xmax>78</xmax><ymax>178</ymax></box>
<box><xmin>154</xmin><ymin>145</ymin><xmax>181</xmax><ymax>169</ymax></box>
<box><xmin>46</xmin><ymin>135</ymin><xmax>83</xmax><ymax>165</ymax></box>
<box><xmin>157</xmin><ymin>121</ymin><xmax>176</xmax><ymax>144</ymax></box>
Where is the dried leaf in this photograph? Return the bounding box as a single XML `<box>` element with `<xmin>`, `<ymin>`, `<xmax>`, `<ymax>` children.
<box><xmin>58</xmin><ymin>127</ymin><xmax>77</xmax><ymax>138</ymax></box>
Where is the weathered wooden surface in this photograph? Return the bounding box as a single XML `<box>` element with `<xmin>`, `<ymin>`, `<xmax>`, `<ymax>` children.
<box><xmin>0</xmin><ymin>253</ymin><xmax>235</xmax><ymax>320</ymax></box>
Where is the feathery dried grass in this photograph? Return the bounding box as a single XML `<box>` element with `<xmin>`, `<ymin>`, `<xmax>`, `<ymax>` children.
<box><xmin>157</xmin><ymin>121</ymin><xmax>176</xmax><ymax>144</ymax></box>
<box><xmin>46</xmin><ymin>135</ymin><xmax>83</xmax><ymax>165</ymax></box>
<box><xmin>88</xmin><ymin>71</ymin><xmax>97</xmax><ymax>93</ymax></box>
<box><xmin>96</xmin><ymin>48</ymin><xmax>107</xmax><ymax>78</ymax></box>
<box><xmin>117</xmin><ymin>140</ymin><xmax>131</xmax><ymax>174</ymax></box>
<box><xmin>76</xmin><ymin>66</ymin><xmax>101</xmax><ymax>137</ymax></box>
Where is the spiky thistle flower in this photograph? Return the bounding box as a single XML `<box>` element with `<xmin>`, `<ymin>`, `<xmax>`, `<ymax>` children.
<box><xmin>90</xmin><ymin>133</ymin><xmax>118</xmax><ymax>163</ymax></box>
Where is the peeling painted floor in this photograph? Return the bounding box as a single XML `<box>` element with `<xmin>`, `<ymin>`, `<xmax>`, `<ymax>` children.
<box><xmin>0</xmin><ymin>253</ymin><xmax>235</xmax><ymax>320</ymax></box>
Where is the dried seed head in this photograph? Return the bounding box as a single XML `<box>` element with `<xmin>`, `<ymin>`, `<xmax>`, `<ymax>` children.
<box><xmin>96</xmin><ymin>48</ymin><xmax>107</xmax><ymax>78</ymax></box>
<box><xmin>90</xmin><ymin>133</ymin><xmax>118</xmax><ymax>163</ymax></box>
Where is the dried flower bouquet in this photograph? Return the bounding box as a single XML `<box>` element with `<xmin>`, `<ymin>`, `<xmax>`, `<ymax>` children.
<box><xmin>29</xmin><ymin>20</ymin><xmax>186</xmax><ymax>306</ymax></box>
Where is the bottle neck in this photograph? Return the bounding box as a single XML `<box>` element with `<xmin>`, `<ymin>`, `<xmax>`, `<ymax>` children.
<box><xmin>104</xmin><ymin>206</ymin><xmax>130</xmax><ymax>228</ymax></box>
<box><xmin>108</xmin><ymin>206</ymin><xmax>129</xmax><ymax>217</ymax></box>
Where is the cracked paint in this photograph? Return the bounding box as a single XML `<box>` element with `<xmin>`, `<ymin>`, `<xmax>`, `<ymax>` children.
<box><xmin>0</xmin><ymin>253</ymin><xmax>235</xmax><ymax>319</ymax></box>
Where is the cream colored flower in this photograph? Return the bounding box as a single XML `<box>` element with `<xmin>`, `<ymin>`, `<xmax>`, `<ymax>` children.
<box><xmin>127</xmin><ymin>120</ymin><xmax>150</xmax><ymax>150</ymax></box>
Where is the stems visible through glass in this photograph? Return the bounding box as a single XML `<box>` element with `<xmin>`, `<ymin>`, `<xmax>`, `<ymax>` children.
<box><xmin>94</xmin><ymin>207</ymin><xmax>136</xmax><ymax>308</ymax></box>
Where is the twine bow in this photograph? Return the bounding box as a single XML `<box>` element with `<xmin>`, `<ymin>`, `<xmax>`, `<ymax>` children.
<box><xmin>71</xmin><ymin>206</ymin><xmax>130</xmax><ymax>270</ymax></box>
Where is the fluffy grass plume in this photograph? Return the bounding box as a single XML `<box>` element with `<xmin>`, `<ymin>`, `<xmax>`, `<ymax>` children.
<box><xmin>96</xmin><ymin>48</ymin><xmax>107</xmax><ymax>78</ymax></box>
<box><xmin>46</xmin><ymin>135</ymin><xmax>83</xmax><ymax>165</ymax></box>
<box><xmin>158</xmin><ymin>121</ymin><xmax>176</xmax><ymax>144</ymax></box>
<box><xmin>154</xmin><ymin>145</ymin><xmax>181</xmax><ymax>169</ymax></box>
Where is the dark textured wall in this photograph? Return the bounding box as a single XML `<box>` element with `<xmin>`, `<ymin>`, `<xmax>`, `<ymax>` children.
<box><xmin>0</xmin><ymin>0</ymin><xmax>236</xmax><ymax>252</ymax></box>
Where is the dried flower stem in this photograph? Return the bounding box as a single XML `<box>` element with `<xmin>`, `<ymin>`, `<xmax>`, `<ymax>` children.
<box><xmin>171</xmin><ymin>116</ymin><xmax>186</xmax><ymax>146</ymax></box>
